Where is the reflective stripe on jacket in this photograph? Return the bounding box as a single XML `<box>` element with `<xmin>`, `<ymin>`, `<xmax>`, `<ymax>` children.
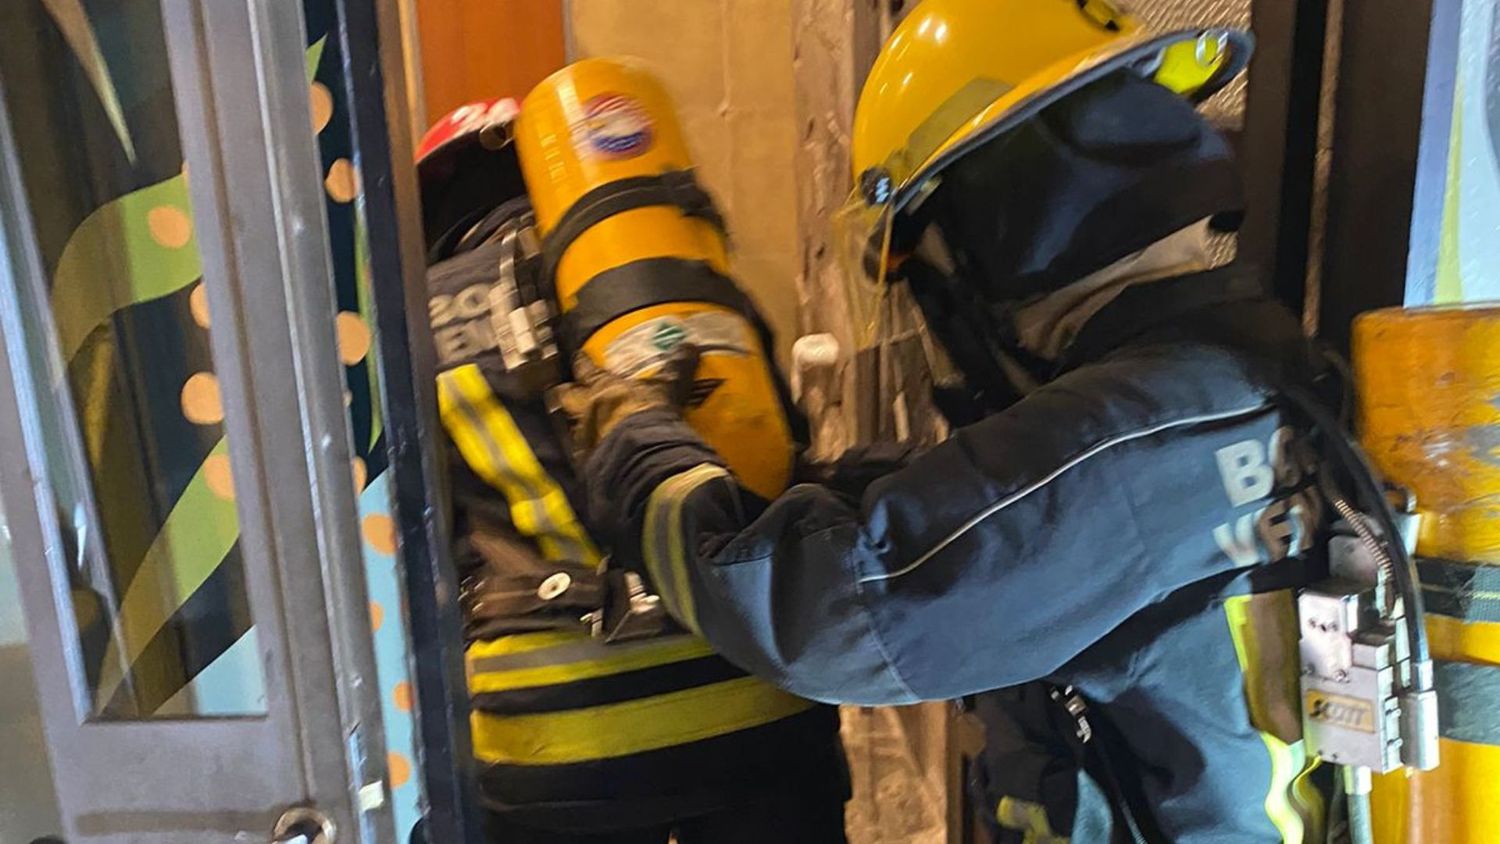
<box><xmin>430</xmin><ymin>238</ymin><xmax>843</xmax><ymax>828</ymax></box>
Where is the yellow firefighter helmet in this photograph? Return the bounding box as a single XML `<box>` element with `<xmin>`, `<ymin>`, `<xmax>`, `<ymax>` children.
<box><xmin>852</xmin><ymin>0</ymin><xmax>1251</xmax><ymax>213</ymax></box>
<box><xmin>840</xmin><ymin>0</ymin><xmax>1248</xmax><ymax>313</ymax></box>
<box><xmin>835</xmin><ymin>0</ymin><xmax>1251</xmax><ymax>344</ymax></box>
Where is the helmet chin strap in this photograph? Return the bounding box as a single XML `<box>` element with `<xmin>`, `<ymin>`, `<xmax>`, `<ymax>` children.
<box><xmin>900</xmin><ymin>224</ymin><xmax>1036</xmax><ymax>406</ymax></box>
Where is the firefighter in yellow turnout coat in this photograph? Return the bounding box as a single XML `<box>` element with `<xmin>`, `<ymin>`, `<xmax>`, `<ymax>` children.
<box><xmin>416</xmin><ymin>100</ymin><xmax>848</xmax><ymax>843</ymax></box>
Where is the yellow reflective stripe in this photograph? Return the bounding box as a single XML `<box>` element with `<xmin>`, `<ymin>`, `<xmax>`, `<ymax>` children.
<box><xmin>436</xmin><ymin>364</ymin><xmax>600</xmax><ymax>564</ymax></box>
<box><xmin>642</xmin><ymin>464</ymin><xmax>729</xmax><ymax>634</ymax></box>
<box><xmin>1255</xmin><ymin>733</ymin><xmax>1307</xmax><ymax>844</ymax></box>
<box><xmin>449</xmin><ymin>365</ymin><xmax>595</xmax><ymax>562</ymax></box>
<box><xmin>1225</xmin><ymin>591</ymin><xmax>1303</xmax><ymax>742</ymax></box>
<box><xmin>996</xmin><ymin>796</ymin><xmax>1069</xmax><ymax>844</ymax></box>
<box><xmin>1224</xmin><ymin>594</ymin><xmax>1325</xmax><ymax>843</ymax></box>
<box><xmin>468</xmin><ymin>634</ymin><xmax>717</xmax><ymax>694</ymax></box>
<box><xmin>471</xmin><ymin>675</ymin><xmax>814</xmax><ymax>765</ymax></box>
<box><xmin>435</xmin><ymin>370</ymin><xmax>549</xmax><ymax>551</ymax></box>
<box><xmin>1291</xmin><ymin>748</ymin><xmax>1326</xmax><ymax>841</ymax></box>
<box><xmin>466</xmin><ymin>629</ymin><xmax>598</xmax><ymax>661</ymax></box>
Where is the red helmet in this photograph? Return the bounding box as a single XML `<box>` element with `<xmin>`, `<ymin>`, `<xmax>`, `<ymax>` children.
<box><xmin>416</xmin><ymin>98</ymin><xmax>528</xmax><ymax>258</ymax></box>
<box><xmin>415</xmin><ymin>97</ymin><xmax>519</xmax><ymax>164</ymax></box>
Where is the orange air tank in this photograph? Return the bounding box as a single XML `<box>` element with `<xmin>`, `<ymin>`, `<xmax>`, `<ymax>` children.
<box><xmin>515</xmin><ymin>57</ymin><xmax>795</xmax><ymax>499</ymax></box>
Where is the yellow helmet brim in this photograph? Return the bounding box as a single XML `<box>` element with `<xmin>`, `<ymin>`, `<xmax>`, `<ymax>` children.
<box><xmin>871</xmin><ymin>28</ymin><xmax>1253</xmax><ymax>218</ymax></box>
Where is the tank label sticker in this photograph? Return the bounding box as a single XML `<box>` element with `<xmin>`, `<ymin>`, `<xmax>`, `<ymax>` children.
<box><xmin>604</xmin><ymin>311</ymin><xmax>752</xmax><ymax>377</ymax></box>
<box><xmin>574</xmin><ymin>94</ymin><xmax>654</xmax><ymax>160</ymax></box>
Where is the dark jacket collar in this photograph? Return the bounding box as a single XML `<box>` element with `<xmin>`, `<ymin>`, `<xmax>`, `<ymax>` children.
<box><xmin>1056</xmin><ymin>264</ymin><xmax>1270</xmax><ymax>374</ymax></box>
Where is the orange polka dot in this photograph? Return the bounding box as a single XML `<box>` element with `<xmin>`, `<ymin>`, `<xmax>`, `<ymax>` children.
<box><xmin>203</xmin><ymin>453</ymin><xmax>235</xmax><ymax>500</ymax></box>
<box><xmin>189</xmin><ymin>283</ymin><xmax>211</xmax><ymax>328</ymax></box>
<box><xmin>181</xmin><ymin>372</ymin><xmax>224</xmax><ymax>425</ymax></box>
<box><xmin>362</xmin><ymin>513</ymin><xmax>397</xmax><ymax>555</ymax></box>
<box><xmin>370</xmin><ymin>601</ymin><xmax>384</xmax><ymax>632</ymax></box>
<box><xmin>336</xmin><ymin>312</ymin><xmax>371</xmax><ymax>364</ymax></box>
<box><xmin>309</xmin><ymin>81</ymin><xmax>334</xmax><ymax>133</ymax></box>
<box><xmin>147</xmin><ymin>206</ymin><xmax>193</xmax><ymax>249</ymax></box>
<box><xmin>393</xmin><ymin>681</ymin><xmax>413</xmax><ymax>713</ymax></box>
<box><xmin>325</xmin><ymin>158</ymin><xmax>359</xmax><ymax>203</ymax></box>
<box><xmin>352</xmin><ymin>456</ymin><xmax>367</xmax><ymax>491</ymax></box>
<box><xmin>388</xmin><ymin>752</ymin><xmax>411</xmax><ymax>788</ymax></box>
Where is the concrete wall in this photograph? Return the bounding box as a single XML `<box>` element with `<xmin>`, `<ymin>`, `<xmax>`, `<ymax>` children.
<box><xmin>568</xmin><ymin>0</ymin><xmax>802</xmax><ymax>364</ymax></box>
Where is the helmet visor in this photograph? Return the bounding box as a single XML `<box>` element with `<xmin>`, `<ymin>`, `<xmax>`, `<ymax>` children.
<box><xmin>832</xmin><ymin>189</ymin><xmax>896</xmax><ymax>350</ymax></box>
<box><xmin>832</xmin><ymin>191</ymin><xmax>962</xmax><ymax>396</ymax></box>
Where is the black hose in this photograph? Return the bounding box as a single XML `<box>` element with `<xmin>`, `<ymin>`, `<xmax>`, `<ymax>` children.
<box><xmin>1281</xmin><ymin>381</ymin><xmax>1431</xmax><ymax>668</ymax></box>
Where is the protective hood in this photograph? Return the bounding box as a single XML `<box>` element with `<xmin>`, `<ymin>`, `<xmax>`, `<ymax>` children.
<box><xmin>1012</xmin><ymin>218</ymin><xmax>1213</xmax><ymax>362</ymax></box>
<box><xmin>906</xmin><ymin>218</ymin><xmax>1215</xmax><ymax>418</ymax></box>
<box><xmin>913</xmin><ymin>71</ymin><xmax>1241</xmax><ymax>304</ymax></box>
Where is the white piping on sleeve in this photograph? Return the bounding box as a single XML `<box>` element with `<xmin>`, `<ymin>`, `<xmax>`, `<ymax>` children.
<box><xmin>860</xmin><ymin>403</ymin><xmax>1273</xmax><ymax>584</ymax></box>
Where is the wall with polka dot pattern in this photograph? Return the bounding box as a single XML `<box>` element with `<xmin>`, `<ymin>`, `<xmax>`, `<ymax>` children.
<box><xmin>302</xmin><ymin>2</ymin><xmax>426</xmax><ymax>838</ymax></box>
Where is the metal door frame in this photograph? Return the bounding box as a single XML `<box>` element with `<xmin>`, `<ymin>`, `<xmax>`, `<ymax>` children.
<box><xmin>1238</xmin><ymin>0</ymin><xmax>1333</xmax><ymax>316</ymax></box>
<box><xmin>1238</xmin><ymin>0</ymin><xmax>1464</xmax><ymax>346</ymax></box>
<box><xmin>0</xmin><ymin>0</ymin><xmax>393</xmax><ymax>839</ymax></box>
<box><xmin>1240</xmin><ymin>0</ymin><xmax>1467</xmax><ymax>349</ymax></box>
<box><xmin>330</xmin><ymin>0</ymin><xmax>482</xmax><ymax>837</ymax></box>
<box><xmin>1316</xmin><ymin>0</ymin><xmax>1455</xmax><ymax>350</ymax></box>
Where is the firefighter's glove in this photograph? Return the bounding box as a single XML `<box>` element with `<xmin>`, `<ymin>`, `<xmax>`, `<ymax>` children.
<box><xmin>553</xmin><ymin>345</ymin><xmax>701</xmax><ymax>452</ymax></box>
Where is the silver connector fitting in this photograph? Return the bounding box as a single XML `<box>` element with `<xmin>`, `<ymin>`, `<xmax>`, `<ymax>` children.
<box><xmin>1341</xmin><ymin>765</ymin><xmax>1373</xmax><ymax>796</ymax></box>
<box><xmin>1400</xmin><ymin>683</ymin><xmax>1441</xmax><ymax>771</ymax></box>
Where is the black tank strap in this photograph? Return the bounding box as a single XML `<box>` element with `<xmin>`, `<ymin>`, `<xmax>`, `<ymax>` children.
<box><xmin>541</xmin><ymin>169</ymin><xmax>727</xmax><ymax>287</ymax></box>
<box><xmin>557</xmin><ymin>257</ymin><xmax>809</xmax><ymax>447</ymax></box>
<box><xmin>559</xmin><ymin>258</ymin><xmax>752</xmax><ymax>353</ymax></box>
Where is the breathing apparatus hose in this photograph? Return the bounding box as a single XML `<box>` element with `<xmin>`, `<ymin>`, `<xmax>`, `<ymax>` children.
<box><xmin>1282</xmin><ymin>373</ymin><xmax>1430</xmax><ymax>671</ymax></box>
<box><xmin>1280</xmin><ymin>367</ymin><xmax>1428</xmax><ymax>844</ymax></box>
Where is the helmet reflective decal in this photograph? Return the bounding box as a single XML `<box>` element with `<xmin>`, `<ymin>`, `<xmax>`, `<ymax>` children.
<box><xmin>448</xmin><ymin>100</ymin><xmax>518</xmax><ymax>137</ymax></box>
<box><xmin>882</xmin><ymin>77</ymin><xmax>1014</xmax><ymax>196</ymax></box>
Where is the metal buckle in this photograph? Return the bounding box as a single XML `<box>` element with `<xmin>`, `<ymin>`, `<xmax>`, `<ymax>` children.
<box><xmin>1050</xmin><ymin>685</ymin><xmax>1093</xmax><ymax>744</ymax></box>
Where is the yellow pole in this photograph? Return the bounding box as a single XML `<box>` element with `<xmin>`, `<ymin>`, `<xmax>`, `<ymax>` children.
<box><xmin>1354</xmin><ymin>305</ymin><xmax>1500</xmax><ymax>843</ymax></box>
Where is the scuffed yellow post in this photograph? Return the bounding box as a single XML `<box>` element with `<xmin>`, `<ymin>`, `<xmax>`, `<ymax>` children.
<box><xmin>1354</xmin><ymin>306</ymin><xmax>1500</xmax><ymax>843</ymax></box>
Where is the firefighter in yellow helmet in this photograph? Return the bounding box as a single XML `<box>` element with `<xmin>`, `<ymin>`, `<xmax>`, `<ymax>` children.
<box><xmin>569</xmin><ymin>1</ymin><xmax>1373</xmax><ymax>842</ymax></box>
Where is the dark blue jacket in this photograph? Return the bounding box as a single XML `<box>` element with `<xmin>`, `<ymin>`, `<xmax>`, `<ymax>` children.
<box><xmin>587</xmin><ymin>268</ymin><xmax>1335</xmax><ymax>842</ymax></box>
